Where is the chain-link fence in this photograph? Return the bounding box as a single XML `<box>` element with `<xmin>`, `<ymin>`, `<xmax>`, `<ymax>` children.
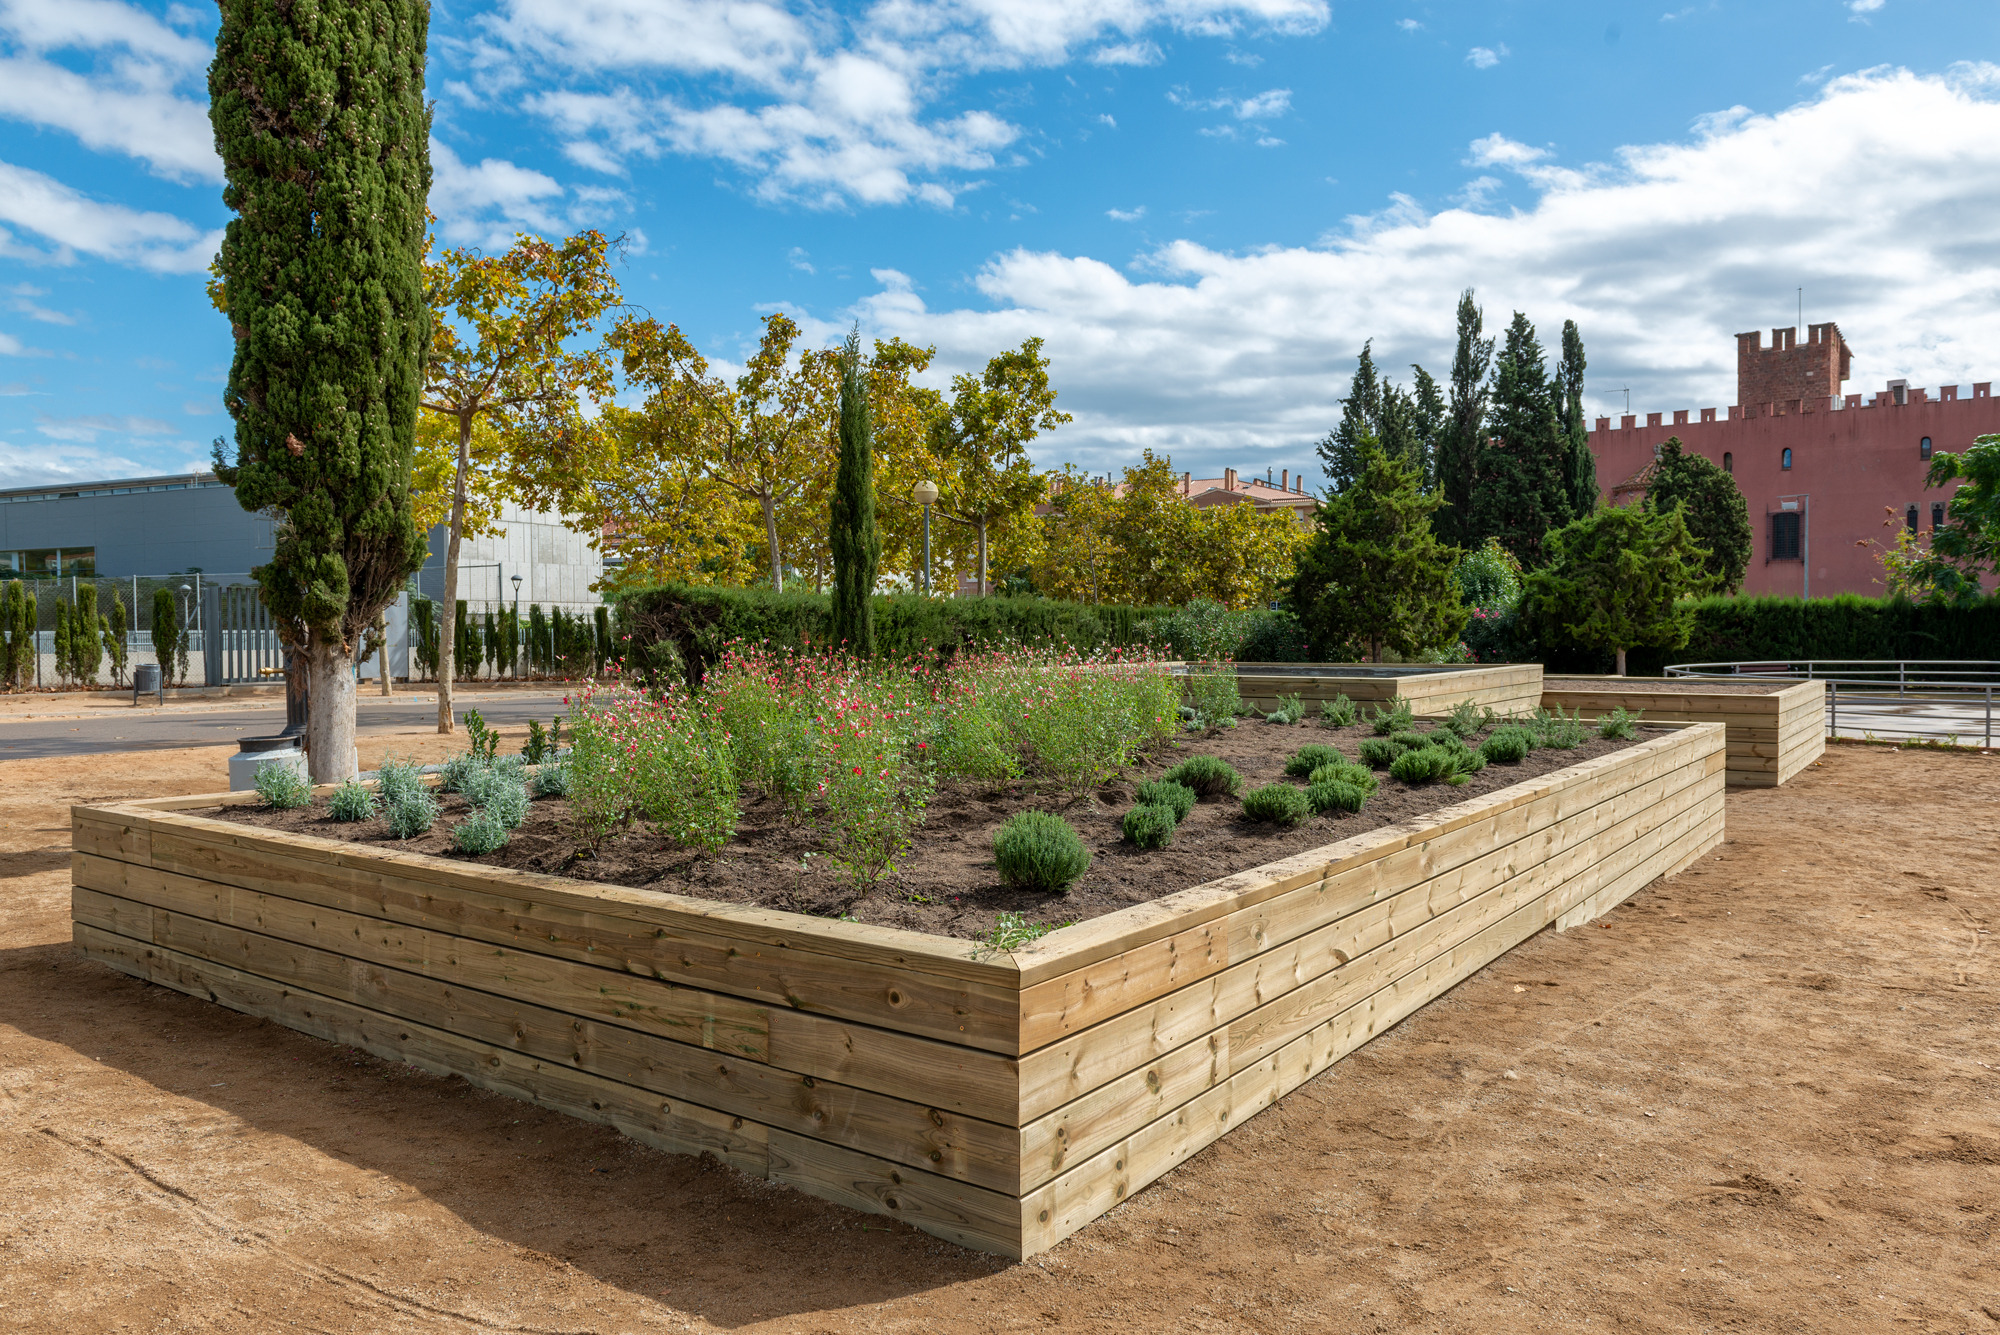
<box><xmin>0</xmin><ymin>572</ymin><xmax>258</xmax><ymax>690</ymax></box>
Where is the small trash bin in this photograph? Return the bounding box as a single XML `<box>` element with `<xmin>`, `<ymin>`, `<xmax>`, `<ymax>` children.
<box><xmin>133</xmin><ymin>663</ymin><xmax>162</xmax><ymax>705</ymax></box>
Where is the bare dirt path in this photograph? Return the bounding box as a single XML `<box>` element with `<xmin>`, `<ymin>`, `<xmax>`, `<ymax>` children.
<box><xmin>1</xmin><ymin>741</ymin><xmax>1995</xmax><ymax>1333</ymax></box>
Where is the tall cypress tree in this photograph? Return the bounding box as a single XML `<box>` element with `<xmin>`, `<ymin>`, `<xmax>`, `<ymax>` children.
<box><xmin>1435</xmin><ymin>290</ymin><xmax>1492</xmax><ymax>547</ymax></box>
<box><xmin>1317</xmin><ymin>342</ymin><xmax>1382</xmax><ymax>493</ymax></box>
<box><xmin>1470</xmin><ymin>312</ymin><xmax>1572</xmax><ymax>566</ymax></box>
<box><xmin>209</xmin><ymin>0</ymin><xmax>431</xmax><ymax>780</ymax></box>
<box><xmin>1408</xmin><ymin>365</ymin><xmax>1446</xmax><ymax>490</ymax></box>
<box><xmin>829</xmin><ymin>328</ymin><xmax>880</xmax><ymax>655</ymax></box>
<box><xmin>1557</xmin><ymin>319</ymin><xmax>1597</xmax><ymax>517</ymax></box>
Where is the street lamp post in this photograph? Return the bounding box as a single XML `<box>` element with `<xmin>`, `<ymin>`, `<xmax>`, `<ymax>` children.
<box><xmin>911</xmin><ymin>480</ymin><xmax>939</xmax><ymax>596</ymax></box>
<box><xmin>510</xmin><ymin>574</ymin><xmax>523</xmax><ymax>678</ymax></box>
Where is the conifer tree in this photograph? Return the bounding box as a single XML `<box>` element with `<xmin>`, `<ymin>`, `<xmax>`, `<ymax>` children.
<box><xmin>209</xmin><ymin>0</ymin><xmax>431</xmax><ymax>779</ymax></box>
<box><xmin>1645</xmin><ymin>437</ymin><xmax>1752</xmax><ymax>594</ymax></box>
<box><xmin>1317</xmin><ymin>342</ymin><xmax>1382</xmax><ymax>493</ymax></box>
<box><xmin>151</xmin><ymin>587</ymin><xmax>181</xmax><ymax>687</ymax></box>
<box><xmin>1557</xmin><ymin>320</ymin><xmax>1596</xmax><ymax>517</ymax></box>
<box><xmin>0</xmin><ymin>582</ymin><xmax>25</xmax><ymax>688</ymax></box>
<box><xmin>73</xmin><ymin>585</ymin><xmax>102</xmax><ymax>685</ymax></box>
<box><xmin>1289</xmin><ymin>439</ymin><xmax>1467</xmax><ymax>663</ymax></box>
<box><xmin>829</xmin><ymin>328</ymin><xmax>880</xmax><ymax>654</ymax></box>
<box><xmin>53</xmin><ymin>597</ymin><xmax>73</xmax><ymax>687</ymax></box>
<box><xmin>1409</xmin><ymin>365</ymin><xmax>1447</xmax><ymax>489</ymax></box>
<box><xmin>1523</xmin><ymin>502</ymin><xmax>1713</xmax><ymax>675</ymax></box>
<box><xmin>1434</xmin><ymin>290</ymin><xmax>1493</xmax><ymax>546</ymax></box>
<box><xmin>1470</xmin><ymin>312</ymin><xmax>1573</xmax><ymax>566</ymax></box>
<box><xmin>105</xmin><ymin>590</ymin><xmax>130</xmax><ymax>687</ymax></box>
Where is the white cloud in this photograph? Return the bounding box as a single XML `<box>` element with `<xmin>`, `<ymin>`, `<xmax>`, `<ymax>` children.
<box><xmin>428</xmin><ymin>140</ymin><xmax>586</xmax><ymax>247</ymax></box>
<box><xmin>1090</xmin><ymin>41</ymin><xmax>1162</xmax><ymax>67</ymax></box>
<box><xmin>1466</xmin><ymin>133</ymin><xmax>1548</xmax><ymax>168</ymax></box>
<box><xmin>1107</xmin><ymin>205</ymin><xmax>1146</xmax><ymax>221</ymax></box>
<box><xmin>35</xmin><ymin>411</ymin><xmax>177</xmax><ymax>443</ymax></box>
<box><xmin>1466</xmin><ymin>45</ymin><xmax>1507</xmax><ymax>69</ymax></box>
<box><xmin>0</xmin><ymin>159</ymin><xmax>219</xmax><ymax>272</ymax></box>
<box><xmin>7</xmin><ymin>282</ymin><xmax>75</xmax><ymax>324</ymax></box>
<box><xmin>1233</xmin><ymin>88</ymin><xmax>1290</xmax><ymax>119</ymax></box>
<box><xmin>0</xmin><ymin>440</ymin><xmax>167</xmax><ymax>489</ymax></box>
<box><xmin>1849</xmin><ymin>0</ymin><xmax>1885</xmax><ymax>13</ymax></box>
<box><xmin>788</xmin><ymin>245</ymin><xmax>816</xmax><ymax>273</ymax></box>
<box><xmin>1396</xmin><ymin>18</ymin><xmax>1422</xmax><ymax>31</ymax></box>
<box><xmin>481</xmin><ymin>0</ymin><xmax>1329</xmax><ymax>207</ymax></box>
<box><xmin>0</xmin><ymin>0</ymin><xmax>219</xmax><ymax>181</ymax></box>
<box><xmin>0</xmin><ymin>329</ymin><xmax>49</xmax><ymax>356</ymax></box>
<box><xmin>1098</xmin><ymin>113</ymin><xmax>1117</xmax><ymax>127</ymax></box>
<box><xmin>838</xmin><ymin>66</ymin><xmax>2000</xmax><ymax>478</ymax></box>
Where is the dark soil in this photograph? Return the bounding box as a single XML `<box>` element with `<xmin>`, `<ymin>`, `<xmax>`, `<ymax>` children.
<box><xmin>1544</xmin><ymin>676</ymin><xmax>1793</xmax><ymax>694</ymax></box>
<box><xmin>205</xmin><ymin>721</ymin><xmax>1659</xmax><ymax>942</ymax></box>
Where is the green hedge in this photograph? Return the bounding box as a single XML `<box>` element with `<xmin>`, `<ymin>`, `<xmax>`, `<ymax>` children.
<box><xmin>1625</xmin><ymin>594</ymin><xmax>2000</xmax><ymax>674</ymax></box>
<box><xmin>616</xmin><ymin>584</ymin><xmax>1174</xmax><ymax>686</ymax></box>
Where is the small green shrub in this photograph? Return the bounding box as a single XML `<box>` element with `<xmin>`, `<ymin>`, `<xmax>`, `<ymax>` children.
<box><xmin>385</xmin><ymin>788</ymin><xmax>439</xmax><ymax>839</ymax></box>
<box><xmin>1532</xmin><ymin>706</ymin><xmax>1590</xmax><ymax>749</ymax></box>
<box><xmin>986</xmin><ymin>910</ymin><xmax>1064</xmax><ymax>952</ymax></box>
<box><xmin>1264</xmin><ymin>693</ymin><xmax>1305</xmax><ymax>725</ymax></box>
<box><xmin>1134</xmin><ymin>778</ymin><xmax>1196</xmax><ymax>823</ymax></box>
<box><xmin>1390</xmin><ymin>747</ymin><xmax>1453</xmax><ymax>784</ymax></box>
<box><xmin>1389</xmin><ymin>729</ymin><xmax>1433</xmax><ymax>750</ymax></box>
<box><xmin>1284</xmin><ymin>743</ymin><xmax>1343</xmax><ymax>778</ymax></box>
<box><xmin>1122</xmin><ymin>803</ymin><xmax>1177</xmax><ymax>850</ymax></box>
<box><xmin>1479</xmin><ymin>726</ymin><xmax>1535</xmax><ymax>763</ymax></box>
<box><xmin>532</xmin><ymin>761</ymin><xmax>570</xmax><ymax>797</ymax></box>
<box><xmin>1357</xmin><ymin>736</ymin><xmax>1405</xmax><ymax>768</ymax></box>
<box><xmin>451</xmin><ymin>806</ymin><xmax>510</xmax><ymax>855</ymax></box>
<box><xmin>1162</xmin><ymin>754</ymin><xmax>1241</xmax><ymax>797</ymax></box>
<box><xmin>376</xmin><ymin>757</ymin><xmax>425</xmax><ymax>805</ymax></box>
<box><xmin>1307</xmin><ymin>760</ymin><xmax>1378</xmax><ymax>794</ymax></box>
<box><xmin>1318</xmin><ymin>694</ymin><xmax>1358</xmax><ymax>727</ymax></box>
<box><xmin>993</xmin><ymin>812</ymin><xmax>1093</xmax><ymax>892</ymax></box>
<box><xmin>438</xmin><ymin>752</ymin><xmax>482</xmax><ymax>794</ymax></box>
<box><xmin>1596</xmin><ymin>707</ymin><xmax>1644</xmax><ymax>740</ymax></box>
<box><xmin>522</xmin><ymin>717</ymin><xmax>564</xmax><ymax>763</ymax></box>
<box><xmin>1306</xmin><ymin>779</ymin><xmax>1368</xmax><ymax>814</ymax></box>
<box><xmin>1442</xmin><ymin>698</ymin><xmax>1496</xmax><ymax>737</ymax></box>
<box><xmin>461</xmin><ymin>709</ymin><xmax>500</xmax><ymax>762</ymax></box>
<box><xmin>1185</xmin><ymin>666</ymin><xmax>1243</xmax><ymax>727</ymax></box>
<box><xmin>327</xmin><ymin>779</ymin><xmax>377</xmax><ymax>822</ymax></box>
<box><xmin>1369</xmin><ymin>700</ymin><xmax>1415</xmax><ymax>734</ymax></box>
<box><xmin>1241</xmin><ymin>782</ymin><xmax>1312</xmax><ymax>826</ymax></box>
<box><xmin>253</xmin><ymin>761</ymin><xmax>311</xmax><ymax>810</ymax></box>
<box><xmin>461</xmin><ymin>763</ymin><xmax>531</xmax><ymax>829</ymax></box>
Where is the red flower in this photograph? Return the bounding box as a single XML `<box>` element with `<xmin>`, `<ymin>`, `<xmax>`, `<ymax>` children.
<box><xmin>853</xmin><ymin>765</ymin><xmax>863</xmax><ymax>775</ymax></box>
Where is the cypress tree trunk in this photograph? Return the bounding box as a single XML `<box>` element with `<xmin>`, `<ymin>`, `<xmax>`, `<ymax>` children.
<box><xmin>210</xmin><ymin>0</ymin><xmax>431</xmax><ymax>781</ymax></box>
<box><xmin>828</xmin><ymin>328</ymin><xmax>880</xmax><ymax>654</ymax></box>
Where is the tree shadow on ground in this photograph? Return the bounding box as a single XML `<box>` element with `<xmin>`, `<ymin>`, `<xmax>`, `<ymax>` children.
<box><xmin>0</xmin><ymin>940</ymin><xmax>1005</xmax><ymax>1328</ymax></box>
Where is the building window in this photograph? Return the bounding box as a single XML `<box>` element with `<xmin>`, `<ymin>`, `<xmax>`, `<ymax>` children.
<box><xmin>1781</xmin><ymin>447</ymin><xmax>1793</xmax><ymax>470</ymax></box>
<box><xmin>1770</xmin><ymin>511</ymin><xmax>1802</xmax><ymax>560</ymax></box>
<box><xmin>1906</xmin><ymin>505</ymin><xmax>1919</xmax><ymax>533</ymax></box>
<box><xmin>1933</xmin><ymin>502</ymin><xmax>1946</xmax><ymax>529</ymax></box>
<box><xmin>1920</xmin><ymin>436</ymin><xmax>1933</xmax><ymax>460</ymax></box>
<box><xmin>1722</xmin><ymin>451</ymin><xmax>1733</xmax><ymax>473</ymax></box>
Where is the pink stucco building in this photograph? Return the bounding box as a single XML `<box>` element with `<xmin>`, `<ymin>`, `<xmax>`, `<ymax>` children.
<box><xmin>1588</xmin><ymin>323</ymin><xmax>2000</xmax><ymax>598</ymax></box>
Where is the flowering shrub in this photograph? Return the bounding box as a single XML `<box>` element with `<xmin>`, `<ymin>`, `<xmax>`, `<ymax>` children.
<box><xmin>566</xmin><ymin>682</ymin><xmax>737</xmax><ymax>855</ymax></box>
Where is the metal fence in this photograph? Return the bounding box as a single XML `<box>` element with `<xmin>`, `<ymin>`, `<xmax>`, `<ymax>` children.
<box><xmin>1665</xmin><ymin>659</ymin><xmax>2000</xmax><ymax>747</ymax></box>
<box><xmin>0</xmin><ymin>571</ymin><xmax>259</xmax><ymax>689</ymax></box>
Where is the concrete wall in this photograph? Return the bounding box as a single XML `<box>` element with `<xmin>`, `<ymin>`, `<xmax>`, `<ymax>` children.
<box><xmin>413</xmin><ymin>497</ymin><xmax>602</xmax><ymax>610</ymax></box>
<box><xmin>0</xmin><ymin>477</ymin><xmax>270</xmax><ymax>577</ymax></box>
<box><xmin>1589</xmin><ymin>386</ymin><xmax>2000</xmax><ymax>598</ymax></box>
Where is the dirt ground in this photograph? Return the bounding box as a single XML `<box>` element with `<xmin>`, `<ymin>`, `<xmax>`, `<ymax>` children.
<box><xmin>1</xmin><ymin>733</ymin><xmax>1995</xmax><ymax>1333</ymax></box>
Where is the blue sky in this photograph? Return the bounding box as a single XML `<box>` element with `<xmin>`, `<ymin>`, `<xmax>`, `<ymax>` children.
<box><xmin>4</xmin><ymin>0</ymin><xmax>1999</xmax><ymax>491</ymax></box>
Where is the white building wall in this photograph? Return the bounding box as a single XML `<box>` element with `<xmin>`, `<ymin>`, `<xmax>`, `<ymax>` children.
<box><xmin>418</xmin><ymin>499</ymin><xmax>602</xmax><ymax>612</ymax></box>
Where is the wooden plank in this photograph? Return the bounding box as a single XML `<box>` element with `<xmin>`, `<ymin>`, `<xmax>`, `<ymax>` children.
<box><xmin>1014</xmin><ymin>742</ymin><xmax>1721</xmax><ymax>1119</ymax></box>
<box><xmin>73</xmin><ymin>808</ymin><xmax>151</xmax><ymax>862</ymax></box>
<box><xmin>124</xmin><ymin>820</ymin><xmax>1025</xmax><ymax>1053</ymax></box>
<box><xmin>74</xmin><ymin>861</ymin><xmax>773</xmax><ymax>1061</ymax></box>
<box><xmin>768</xmin><ymin>1130</ymin><xmax>1024</xmax><ymax>1257</ymax></box>
<box><xmin>72</xmin><ymin>922</ymin><xmax>772</xmax><ymax>1179</ymax></box>
<box><xmin>765</xmin><ymin>1010</ymin><xmax>1020</xmax><ymax>1125</ymax></box>
<box><xmin>1011</xmin><ymin>724</ymin><xmax>1718</xmax><ymax>986</ymax></box>
<box><xmin>71</xmin><ymin>885</ymin><xmax>1022</xmax><ymax>1193</ymax></box>
<box><xmin>1015</xmin><ymin>920</ymin><xmax>1226</xmax><ymax>1052</ymax></box>
<box><xmin>1555</xmin><ymin>805</ymin><xmax>1723</xmax><ymax>931</ymax></box>
<box><xmin>1016</xmin><ymin>1031</ymin><xmax>1227</xmax><ymax>1189</ymax></box>
<box><xmin>1017</xmin><ymin>786</ymin><xmax>1721</xmax><ymax>1256</ymax></box>
<box><xmin>100</xmin><ymin>804</ymin><xmax>1020</xmax><ymax>992</ymax></box>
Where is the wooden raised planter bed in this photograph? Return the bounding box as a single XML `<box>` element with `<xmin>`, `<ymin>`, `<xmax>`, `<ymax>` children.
<box><xmin>70</xmin><ymin>719</ymin><xmax>1723</xmax><ymax>1260</ymax></box>
<box><xmin>1225</xmin><ymin>662</ymin><xmax>1543</xmax><ymax>718</ymax></box>
<box><xmin>1541</xmin><ymin>677</ymin><xmax>1826</xmax><ymax>788</ymax></box>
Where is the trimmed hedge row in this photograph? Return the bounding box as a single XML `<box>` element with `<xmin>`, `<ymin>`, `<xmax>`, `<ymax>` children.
<box><xmin>615</xmin><ymin>584</ymin><xmax>1174</xmax><ymax>685</ymax></box>
<box><xmin>1469</xmin><ymin>593</ymin><xmax>2000</xmax><ymax>674</ymax></box>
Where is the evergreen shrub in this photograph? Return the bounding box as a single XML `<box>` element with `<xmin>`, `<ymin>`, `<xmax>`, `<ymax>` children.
<box><xmin>254</xmin><ymin>761</ymin><xmax>312</xmax><ymax>810</ymax></box>
<box><xmin>1306</xmin><ymin>779</ymin><xmax>1368</xmax><ymax>814</ymax></box>
<box><xmin>1479</xmin><ymin>726</ymin><xmax>1535</xmax><ymax>763</ymax></box>
<box><xmin>1122</xmin><ymin>803</ymin><xmax>1177</xmax><ymax>850</ymax></box>
<box><xmin>1357</xmin><ymin>736</ymin><xmax>1405</xmax><ymax>768</ymax></box>
<box><xmin>994</xmin><ymin>812</ymin><xmax>1092</xmax><ymax>892</ymax></box>
<box><xmin>327</xmin><ymin>780</ymin><xmax>376</xmax><ymax>822</ymax></box>
<box><xmin>1134</xmin><ymin>778</ymin><xmax>1196</xmax><ymax>823</ymax></box>
<box><xmin>386</xmin><ymin>789</ymin><xmax>438</xmax><ymax>839</ymax></box>
<box><xmin>1369</xmin><ymin>700</ymin><xmax>1415</xmax><ymax>734</ymax></box>
<box><xmin>1596</xmin><ymin>707</ymin><xmax>1643</xmax><ymax>740</ymax></box>
<box><xmin>1162</xmin><ymin>754</ymin><xmax>1240</xmax><ymax>797</ymax></box>
<box><xmin>451</xmin><ymin>807</ymin><xmax>510</xmax><ymax>855</ymax></box>
<box><xmin>1317</xmin><ymin>694</ymin><xmax>1358</xmax><ymax>727</ymax></box>
<box><xmin>1241</xmin><ymin>783</ymin><xmax>1312</xmax><ymax>826</ymax></box>
<box><xmin>1284</xmin><ymin>744</ymin><xmax>1343</xmax><ymax>778</ymax></box>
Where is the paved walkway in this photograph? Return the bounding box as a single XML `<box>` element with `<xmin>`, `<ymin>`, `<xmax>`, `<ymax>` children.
<box><xmin>0</xmin><ymin>691</ymin><xmax>576</xmax><ymax>759</ymax></box>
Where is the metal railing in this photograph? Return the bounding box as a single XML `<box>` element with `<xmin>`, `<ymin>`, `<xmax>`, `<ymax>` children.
<box><xmin>1665</xmin><ymin>660</ymin><xmax>1999</xmax><ymax>747</ymax></box>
